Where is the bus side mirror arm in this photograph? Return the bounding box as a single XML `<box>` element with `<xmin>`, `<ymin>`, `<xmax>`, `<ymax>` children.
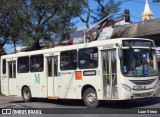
<box><xmin>118</xmin><ymin>48</ymin><xmax>123</xmax><ymax>59</ymax></box>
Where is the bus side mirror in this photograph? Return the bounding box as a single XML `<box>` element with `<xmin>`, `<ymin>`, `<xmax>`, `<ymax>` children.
<box><xmin>118</xmin><ymin>48</ymin><xmax>123</xmax><ymax>59</ymax></box>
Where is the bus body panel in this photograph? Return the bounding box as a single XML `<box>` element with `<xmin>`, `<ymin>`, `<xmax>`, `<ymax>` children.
<box><xmin>16</xmin><ymin>72</ymin><xmax>47</xmax><ymax>98</ymax></box>
<box><xmin>1</xmin><ymin>74</ymin><xmax>9</xmax><ymax>96</ymax></box>
<box><xmin>54</xmin><ymin>69</ymin><xmax>103</xmax><ymax>99</ymax></box>
<box><xmin>118</xmin><ymin>74</ymin><xmax>159</xmax><ymax>99</ymax></box>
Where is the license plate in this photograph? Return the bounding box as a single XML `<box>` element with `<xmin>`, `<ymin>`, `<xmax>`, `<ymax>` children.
<box><xmin>141</xmin><ymin>93</ymin><xmax>148</xmax><ymax>97</ymax></box>
<box><xmin>141</xmin><ymin>93</ymin><xmax>151</xmax><ymax>97</ymax></box>
<box><xmin>133</xmin><ymin>85</ymin><xmax>146</xmax><ymax>90</ymax></box>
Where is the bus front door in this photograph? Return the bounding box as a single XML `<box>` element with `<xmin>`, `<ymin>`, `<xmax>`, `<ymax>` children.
<box><xmin>8</xmin><ymin>61</ymin><xmax>17</xmax><ymax>96</ymax></box>
<box><xmin>47</xmin><ymin>56</ymin><xmax>58</xmax><ymax>98</ymax></box>
<box><xmin>102</xmin><ymin>49</ymin><xmax>118</xmax><ymax>99</ymax></box>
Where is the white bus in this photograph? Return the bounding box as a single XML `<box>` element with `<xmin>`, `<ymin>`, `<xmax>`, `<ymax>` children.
<box><xmin>1</xmin><ymin>38</ymin><xmax>159</xmax><ymax>108</ymax></box>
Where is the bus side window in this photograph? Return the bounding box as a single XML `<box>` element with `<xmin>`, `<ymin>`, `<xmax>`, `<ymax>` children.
<box><xmin>47</xmin><ymin>58</ymin><xmax>52</xmax><ymax>77</ymax></box>
<box><xmin>30</xmin><ymin>54</ymin><xmax>44</xmax><ymax>72</ymax></box>
<box><xmin>17</xmin><ymin>56</ymin><xmax>29</xmax><ymax>73</ymax></box>
<box><xmin>78</xmin><ymin>47</ymin><xmax>98</xmax><ymax>69</ymax></box>
<box><xmin>9</xmin><ymin>62</ymin><xmax>12</xmax><ymax>78</ymax></box>
<box><xmin>47</xmin><ymin>57</ymin><xmax>58</xmax><ymax>77</ymax></box>
<box><xmin>2</xmin><ymin>59</ymin><xmax>6</xmax><ymax>74</ymax></box>
<box><xmin>60</xmin><ymin>50</ymin><xmax>77</xmax><ymax>70</ymax></box>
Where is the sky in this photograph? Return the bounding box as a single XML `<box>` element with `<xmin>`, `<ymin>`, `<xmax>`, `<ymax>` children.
<box><xmin>75</xmin><ymin>0</ymin><xmax>160</xmax><ymax>27</ymax></box>
<box><xmin>4</xmin><ymin>0</ymin><xmax>160</xmax><ymax>54</ymax></box>
<box><xmin>120</xmin><ymin>0</ymin><xmax>160</xmax><ymax>22</ymax></box>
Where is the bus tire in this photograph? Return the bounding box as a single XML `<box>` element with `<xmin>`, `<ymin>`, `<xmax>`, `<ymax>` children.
<box><xmin>83</xmin><ymin>88</ymin><xmax>99</xmax><ymax>108</ymax></box>
<box><xmin>22</xmin><ymin>86</ymin><xmax>32</xmax><ymax>102</ymax></box>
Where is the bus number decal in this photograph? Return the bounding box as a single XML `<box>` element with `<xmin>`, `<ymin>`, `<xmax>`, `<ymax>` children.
<box><xmin>35</xmin><ymin>74</ymin><xmax>40</xmax><ymax>84</ymax></box>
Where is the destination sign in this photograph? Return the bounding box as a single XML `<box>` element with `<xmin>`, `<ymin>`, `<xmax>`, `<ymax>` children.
<box><xmin>122</xmin><ymin>40</ymin><xmax>154</xmax><ymax>47</ymax></box>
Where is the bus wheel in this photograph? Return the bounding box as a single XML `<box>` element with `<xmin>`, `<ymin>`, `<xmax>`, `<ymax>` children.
<box><xmin>83</xmin><ymin>88</ymin><xmax>99</xmax><ymax>108</ymax></box>
<box><xmin>22</xmin><ymin>87</ymin><xmax>32</xmax><ymax>102</ymax></box>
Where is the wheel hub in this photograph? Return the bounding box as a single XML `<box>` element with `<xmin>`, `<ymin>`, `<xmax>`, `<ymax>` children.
<box><xmin>24</xmin><ymin>90</ymin><xmax>29</xmax><ymax>99</ymax></box>
<box><xmin>86</xmin><ymin>93</ymin><xmax>96</xmax><ymax>103</ymax></box>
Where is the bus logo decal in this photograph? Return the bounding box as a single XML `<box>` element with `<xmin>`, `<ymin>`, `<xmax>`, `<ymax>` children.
<box><xmin>35</xmin><ymin>74</ymin><xmax>40</xmax><ymax>84</ymax></box>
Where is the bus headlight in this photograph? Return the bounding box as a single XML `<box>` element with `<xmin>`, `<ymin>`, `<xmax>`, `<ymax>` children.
<box><xmin>121</xmin><ymin>84</ymin><xmax>132</xmax><ymax>92</ymax></box>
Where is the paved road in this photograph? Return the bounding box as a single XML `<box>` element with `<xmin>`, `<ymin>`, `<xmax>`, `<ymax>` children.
<box><xmin>0</xmin><ymin>95</ymin><xmax>160</xmax><ymax>108</ymax></box>
<box><xmin>0</xmin><ymin>95</ymin><xmax>160</xmax><ymax>117</ymax></box>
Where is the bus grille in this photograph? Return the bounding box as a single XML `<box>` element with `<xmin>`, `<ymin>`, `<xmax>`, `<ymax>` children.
<box><xmin>130</xmin><ymin>79</ymin><xmax>155</xmax><ymax>85</ymax></box>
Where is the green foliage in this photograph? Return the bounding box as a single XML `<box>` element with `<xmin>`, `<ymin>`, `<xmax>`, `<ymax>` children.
<box><xmin>0</xmin><ymin>0</ymin><xmax>22</xmax><ymax>50</ymax></box>
<box><xmin>0</xmin><ymin>0</ymin><xmax>84</xmax><ymax>51</ymax></box>
<box><xmin>0</xmin><ymin>47</ymin><xmax>6</xmax><ymax>56</ymax></box>
<box><xmin>22</xmin><ymin>0</ymin><xmax>83</xmax><ymax>50</ymax></box>
<box><xmin>92</xmin><ymin>0</ymin><xmax>121</xmax><ymax>23</ymax></box>
<box><xmin>89</xmin><ymin>0</ymin><xmax>122</xmax><ymax>41</ymax></box>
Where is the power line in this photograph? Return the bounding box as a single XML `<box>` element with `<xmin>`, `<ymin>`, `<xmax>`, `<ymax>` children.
<box><xmin>121</xmin><ymin>0</ymin><xmax>160</xmax><ymax>5</ymax></box>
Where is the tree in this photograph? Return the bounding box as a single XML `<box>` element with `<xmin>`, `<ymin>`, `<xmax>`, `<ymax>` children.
<box><xmin>0</xmin><ymin>0</ymin><xmax>23</xmax><ymax>54</ymax></box>
<box><xmin>77</xmin><ymin>0</ymin><xmax>121</xmax><ymax>41</ymax></box>
<box><xmin>12</xmin><ymin>0</ymin><xmax>84</xmax><ymax>51</ymax></box>
<box><xmin>12</xmin><ymin>0</ymin><xmax>59</xmax><ymax>50</ymax></box>
<box><xmin>92</xmin><ymin>0</ymin><xmax>121</xmax><ymax>23</ymax></box>
<box><xmin>77</xmin><ymin>0</ymin><xmax>90</xmax><ymax>29</ymax></box>
<box><xmin>0</xmin><ymin>1</ymin><xmax>10</xmax><ymax>50</ymax></box>
<box><xmin>0</xmin><ymin>0</ymin><xmax>121</xmax><ymax>52</ymax></box>
<box><xmin>0</xmin><ymin>48</ymin><xmax>7</xmax><ymax>56</ymax></box>
<box><xmin>48</xmin><ymin>0</ymin><xmax>82</xmax><ymax>44</ymax></box>
<box><xmin>0</xmin><ymin>0</ymin><xmax>85</xmax><ymax>52</ymax></box>
<box><xmin>92</xmin><ymin>0</ymin><xmax>121</xmax><ymax>40</ymax></box>
<box><xmin>54</xmin><ymin>17</ymin><xmax>77</xmax><ymax>44</ymax></box>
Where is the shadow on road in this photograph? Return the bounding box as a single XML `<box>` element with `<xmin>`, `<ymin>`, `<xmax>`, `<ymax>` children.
<box><xmin>9</xmin><ymin>97</ymin><xmax>160</xmax><ymax>109</ymax></box>
<box><xmin>99</xmin><ymin>97</ymin><xmax>160</xmax><ymax>109</ymax></box>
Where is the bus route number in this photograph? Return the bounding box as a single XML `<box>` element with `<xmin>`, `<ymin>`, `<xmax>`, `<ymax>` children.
<box><xmin>49</xmin><ymin>53</ymin><xmax>54</xmax><ymax>56</ymax></box>
<box><xmin>103</xmin><ymin>45</ymin><xmax>114</xmax><ymax>49</ymax></box>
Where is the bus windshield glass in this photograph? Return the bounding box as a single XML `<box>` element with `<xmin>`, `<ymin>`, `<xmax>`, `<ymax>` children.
<box><xmin>121</xmin><ymin>48</ymin><xmax>158</xmax><ymax>77</ymax></box>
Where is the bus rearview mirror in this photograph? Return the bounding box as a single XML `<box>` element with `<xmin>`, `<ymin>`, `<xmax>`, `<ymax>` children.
<box><xmin>118</xmin><ymin>48</ymin><xmax>123</xmax><ymax>59</ymax></box>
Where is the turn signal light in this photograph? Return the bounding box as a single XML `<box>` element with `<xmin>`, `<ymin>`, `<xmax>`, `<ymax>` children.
<box><xmin>75</xmin><ymin>71</ymin><xmax>82</xmax><ymax>80</ymax></box>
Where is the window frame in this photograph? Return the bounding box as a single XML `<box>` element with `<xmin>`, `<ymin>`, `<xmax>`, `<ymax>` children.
<box><xmin>60</xmin><ymin>50</ymin><xmax>77</xmax><ymax>71</ymax></box>
<box><xmin>2</xmin><ymin>59</ymin><xmax>6</xmax><ymax>74</ymax></box>
<box><xmin>78</xmin><ymin>47</ymin><xmax>98</xmax><ymax>69</ymax></box>
<box><xmin>30</xmin><ymin>54</ymin><xmax>44</xmax><ymax>72</ymax></box>
<box><xmin>47</xmin><ymin>56</ymin><xmax>58</xmax><ymax>77</ymax></box>
<box><xmin>17</xmin><ymin>56</ymin><xmax>29</xmax><ymax>73</ymax></box>
<box><xmin>47</xmin><ymin>57</ymin><xmax>53</xmax><ymax>77</ymax></box>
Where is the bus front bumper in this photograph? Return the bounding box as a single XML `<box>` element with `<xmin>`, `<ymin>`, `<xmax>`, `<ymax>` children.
<box><xmin>120</xmin><ymin>86</ymin><xmax>159</xmax><ymax>100</ymax></box>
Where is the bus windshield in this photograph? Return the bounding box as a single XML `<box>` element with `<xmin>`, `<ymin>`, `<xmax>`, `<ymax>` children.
<box><xmin>121</xmin><ymin>48</ymin><xmax>158</xmax><ymax>77</ymax></box>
